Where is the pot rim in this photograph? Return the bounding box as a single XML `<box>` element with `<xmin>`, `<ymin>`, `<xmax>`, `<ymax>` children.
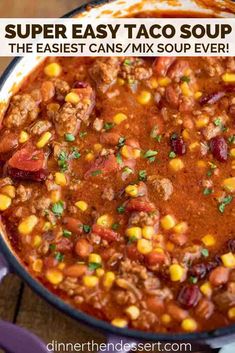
<box><xmin>1</xmin><ymin>0</ymin><xmax>235</xmax><ymax>343</ymax></box>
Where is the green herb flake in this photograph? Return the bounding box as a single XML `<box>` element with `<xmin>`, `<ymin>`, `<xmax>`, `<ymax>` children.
<box><xmin>79</xmin><ymin>131</ymin><xmax>87</xmax><ymax>138</ymax></box>
<box><xmin>189</xmin><ymin>276</ymin><xmax>198</xmax><ymax>284</ymax></box>
<box><xmin>117</xmin><ymin>136</ymin><xmax>126</xmax><ymax>148</ymax></box>
<box><xmin>124</xmin><ymin>59</ymin><xmax>132</xmax><ymax>66</ymax></box>
<box><xmin>51</xmin><ymin>201</ymin><xmax>64</xmax><ymax>217</ymax></box>
<box><xmin>228</xmin><ymin>135</ymin><xmax>235</xmax><ymax>144</ymax></box>
<box><xmin>65</xmin><ymin>133</ymin><xmax>75</xmax><ymax>142</ymax></box>
<box><xmin>55</xmin><ymin>252</ymin><xmax>64</xmax><ymax>262</ymax></box>
<box><xmin>88</xmin><ymin>262</ymin><xmax>102</xmax><ymax>271</ymax></box>
<box><xmin>123</xmin><ymin>166</ymin><xmax>133</xmax><ymax>175</ymax></box>
<box><xmin>116</xmin><ymin>153</ymin><xmax>123</xmax><ymax>165</ymax></box>
<box><xmin>180</xmin><ymin>76</ymin><xmax>190</xmax><ymax>83</ymax></box>
<box><xmin>91</xmin><ymin>169</ymin><xmax>102</xmax><ymax>177</ymax></box>
<box><xmin>218</xmin><ymin>195</ymin><xmax>233</xmax><ymax>213</ymax></box>
<box><xmin>71</xmin><ymin>147</ymin><xmax>81</xmax><ymax>159</ymax></box>
<box><xmin>201</xmin><ymin>248</ymin><xmax>209</xmax><ymax>258</ymax></box>
<box><xmin>203</xmin><ymin>188</ymin><xmax>213</xmax><ymax>196</ymax></box>
<box><xmin>117</xmin><ymin>205</ymin><xmax>125</xmax><ymax>214</ymax></box>
<box><xmin>155</xmin><ymin>134</ymin><xmax>162</xmax><ymax>143</ymax></box>
<box><xmin>49</xmin><ymin>243</ymin><xmax>56</xmax><ymax>252</ymax></box>
<box><xmin>214</xmin><ymin>118</ymin><xmax>222</xmax><ymax>126</ymax></box>
<box><xmin>169</xmin><ymin>151</ymin><xmax>176</xmax><ymax>159</ymax></box>
<box><xmin>83</xmin><ymin>224</ymin><xmax>91</xmax><ymax>233</ymax></box>
<box><xmin>63</xmin><ymin>229</ymin><xmax>72</xmax><ymax>238</ymax></box>
<box><xmin>144</xmin><ymin>150</ymin><xmax>158</xmax><ymax>159</ymax></box>
<box><xmin>58</xmin><ymin>151</ymin><xmax>68</xmax><ymax>172</ymax></box>
<box><xmin>128</xmin><ymin>236</ymin><xmax>138</xmax><ymax>244</ymax></box>
<box><xmin>104</xmin><ymin>122</ymin><xmax>115</xmax><ymax>131</ymax></box>
<box><xmin>138</xmin><ymin>170</ymin><xmax>147</xmax><ymax>181</ymax></box>
<box><xmin>112</xmin><ymin>223</ymin><xmax>120</xmax><ymax>231</ymax></box>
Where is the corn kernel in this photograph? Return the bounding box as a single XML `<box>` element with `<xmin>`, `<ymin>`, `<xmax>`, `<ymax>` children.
<box><xmin>117</xmin><ymin>78</ymin><xmax>125</xmax><ymax>86</ymax></box>
<box><xmin>180</xmin><ymin>82</ymin><xmax>192</xmax><ymax>97</ymax></box>
<box><xmin>85</xmin><ymin>152</ymin><xmax>94</xmax><ymax>162</ymax></box>
<box><xmin>65</xmin><ymin>92</ymin><xmax>80</xmax><ymax>105</ymax></box>
<box><xmin>125</xmin><ymin>305</ymin><xmax>140</xmax><ymax>320</ymax></box>
<box><xmin>126</xmin><ymin>227</ymin><xmax>142</xmax><ymax>240</ymax></box>
<box><xmin>173</xmin><ymin>222</ymin><xmax>188</xmax><ymax>234</ymax></box>
<box><xmin>83</xmin><ymin>275</ymin><xmax>99</xmax><ymax>288</ymax></box>
<box><xmin>200</xmin><ymin>282</ymin><xmax>212</xmax><ymax>297</ymax></box>
<box><xmin>132</xmin><ymin>148</ymin><xmax>141</xmax><ymax>159</ymax></box>
<box><xmin>230</xmin><ymin>148</ymin><xmax>235</xmax><ymax>158</ymax></box>
<box><xmin>113</xmin><ymin>113</ymin><xmax>128</xmax><ymax>125</ymax></box>
<box><xmin>43</xmin><ymin>222</ymin><xmax>52</xmax><ymax>231</ymax></box>
<box><xmin>0</xmin><ymin>185</ymin><xmax>15</xmax><ymax>199</ymax></box>
<box><xmin>36</xmin><ymin>131</ymin><xmax>52</xmax><ymax>148</ymax></box>
<box><xmin>58</xmin><ymin>262</ymin><xmax>66</xmax><ymax>270</ymax></box>
<box><xmin>97</xmin><ymin>214</ymin><xmax>113</xmax><ymax>228</ymax></box>
<box><xmin>111</xmin><ymin>318</ymin><xmax>128</xmax><ymax>328</ymax></box>
<box><xmin>158</xmin><ymin>77</ymin><xmax>171</xmax><ymax>87</ymax></box>
<box><xmin>166</xmin><ymin>241</ymin><xmax>175</xmax><ymax>252</ymax></box>
<box><xmin>50</xmin><ymin>190</ymin><xmax>61</xmax><ymax>203</ymax></box>
<box><xmin>142</xmin><ymin>226</ymin><xmax>155</xmax><ymax>240</ymax></box>
<box><xmin>32</xmin><ymin>259</ymin><xmax>43</xmax><ymax>272</ymax></box>
<box><xmin>228</xmin><ymin>307</ymin><xmax>235</xmax><ymax>320</ymax></box>
<box><xmin>161</xmin><ymin>215</ymin><xmax>176</xmax><ymax>230</ymax></box>
<box><xmin>125</xmin><ymin>184</ymin><xmax>138</xmax><ymax>197</ymax></box>
<box><xmin>221</xmin><ymin>252</ymin><xmax>235</xmax><ymax>268</ymax></box>
<box><xmin>182</xmin><ymin>129</ymin><xmax>190</xmax><ymax>140</ymax></box>
<box><xmin>18</xmin><ymin>215</ymin><xmax>38</xmax><ymax>235</ymax></box>
<box><xmin>149</xmin><ymin>77</ymin><xmax>158</xmax><ymax>89</ymax></box>
<box><xmin>0</xmin><ymin>194</ymin><xmax>11</xmax><ymax>211</ymax></box>
<box><xmin>222</xmin><ymin>177</ymin><xmax>235</xmax><ymax>193</ymax></box>
<box><xmin>222</xmin><ymin>73</ymin><xmax>235</xmax><ymax>83</ymax></box>
<box><xmin>232</xmin><ymin>161</ymin><xmax>235</xmax><ymax>170</ymax></box>
<box><xmin>120</xmin><ymin>145</ymin><xmax>140</xmax><ymax>160</ymax></box>
<box><xmin>181</xmin><ymin>318</ymin><xmax>197</xmax><ymax>332</ymax></box>
<box><xmin>169</xmin><ymin>158</ymin><xmax>184</xmax><ymax>172</ymax></box>
<box><xmin>32</xmin><ymin>235</ymin><xmax>42</xmax><ymax>248</ymax></box>
<box><xmin>161</xmin><ymin>314</ymin><xmax>171</xmax><ymax>324</ymax></box>
<box><xmin>55</xmin><ymin>172</ymin><xmax>67</xmax><ymax>186</ymax></box>
<box><xmin>75</xmin><ymin>200</ymin><xmax>88</xmax><ymax>212</ymax></box>
<box><xmin>89</xmin><ymin>253</ymin><xmax>102</xmax><ymax>264</ymax></box>
<box><xmin>189</xmin><ymin>142</ymin><xmax>200</xmax><ymax>151</ymax></box>
<box><xmin>137</xmin><ymin>239</ymin><xmax>153</xmax><ymax>254</ymax></box>
<box><xmin>44</xmin><ymin>62</ymin><xmax>62</xmax><ymax>77</ymax></box>
<box><xmin>197</xmin><ymin>160</ymin><xmax>207</xmax><ymax>168</ymax></box>
<box><xmin>19</xmin><ymin>131</ymin><xmax>29</xmax><ymax>143</ymax></box>
<box><xmin>153</xmin><ymin>246</ymin><xmax>164</xmax><ymax>254</ymax></box>
<box><xmin>194</xmin><ymin>91</ymin><xmax>202</xmax><ymax>100</ymax></box>
<box><xmin>94</xmin><ymin>143</ymin><xmax>102</xmax><ymax>152</ymax></box>
<box><xmin>169</xmin><ymin>264</ymin><xmax>185</xmax><ymax>282</ymax></box>
<box><xmin>202</xmin><ymin>234</ymin><xmax>215</xmax><ymax>247</ymax></box>
<box><xmin>195</xmin><ymin>115</ymin><xmax>209</xmax><ymax>129</ymax></box>
<box><xmin>137</xmin><ymin>90</ymin><xmax>152</xmax><ymax>105</ymax></box>
<box><xmin>46</xmin><ymin>269</ymin><xmax>64</xmax><ymax>285</ymax></box>
<box><xmin>96</xmin><ymin>268</ymin><xmax>105</xmax><ymax>277</ymax></box>
<box><xmin>103</xmin><ymin>271</ymin><xmax>116</xmax><ymax>289</ymax></box>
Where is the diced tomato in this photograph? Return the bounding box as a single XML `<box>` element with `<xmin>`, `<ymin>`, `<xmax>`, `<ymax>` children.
<box><xmin>8</xmin><ymin>143</ymin><xmax>45</xmax><ymax>171</ymax></box>
<box><xmin>126</xmin><ymin>198</ymin><xmax>156</xmax><ymax>213</ymax></box>
<box><xmin>126</xmin><ymin>244</ymin><xmax>144</xmax><ymax>262</ymax></box>
<box><xmin>92</xmin><ymin>224</ymin><xmax>119</xmax><ymax>242</ymax></box>
<box><xmin>84</xmin><ymin>154</ymin><xmax>119</xmax><ymax>178</ymax></box>
<box><xmin>153</xmin><ymin>57</ymin><xmax>176</xmax><ymax>76</ymax></box>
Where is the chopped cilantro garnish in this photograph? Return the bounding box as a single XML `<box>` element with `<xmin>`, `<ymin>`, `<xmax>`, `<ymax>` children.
<box><xmin>65</xmin><ymin>133</ymin><xmax>75</xmax><ymax>142</ymax></box>
<box><xmin>201</xmin><ymin>248</ymin><xmax>209</xmax><ymax>258</ymax></box>
<box><xmin>117</xmin><ymin>205</ymin><xmax>125</xmax><ymax>214</ymax></box>
<box><xmin>88</xmin><ymin>262</ymin><xmax>102</xmax><ymax>271</ymax></box>
<box><xmin>180</xmin><ymin>76</ymin><xmax>190</xmax><ymax>83</ymax></box>
<box><xmin>116</xmin><ymin>153</ymin><xmax>123</xmax><ymax>165</ymax></box>
<box><xmin>83</xmin><ymin>224</ymin><xmax>91</xmax><ymax>233</ymax></box>
<box><xmin>112</xmin><ymin>223</ymin><xmax>120</xmax><ymax>231</ymax></box>
<box><xmin>138</xmin><ymin>170</ymin><xmax>147</xmax><ymax>181</ymax></box>
<box><xmin>228</xmin><ymin>135</ymin><xmax>235</xmax><ymax>144</ymax></box>
<box><xmin>189</xmin><ymin>276</ymin><xmax>198</xmax><ymax>284</ymax></box>
<box><xmin>117</xmin><ymin>136</ymin><xmax>126</xmax><ymax>148</ymax></box>
<box><xmin>144</xmin><ymin>150</ymin><xmax>158</xmax><ymax>159</ymax></box>
<box><xmin>79</xmin><ymin>131</ymin><xmax>87</xmax><ymax>138</ymax></box>
<box><xmin>55</xmin><ymin>252</ymin><xmax>64</xmax><ymax>262</ymax></box>
<box><xmin>51</xmin><ymin>201</ymin><xmax>64</xmax><ymax>217</ymax></box>
<box><xmin>128</xmin><ymin>236</ymin><xmax>138</xmax><ymax>244</ymax></box>
<box><xmin>203</xmin><ymin>188</ymin><xmax>213</xmax><ymax>196</ymax></box>
<box><xmin>218</xmin><ymin>195</ymin><xmax>233</xmax><ymax>213</ymax></box>
<box><xmin>124</xmin><ymin>59</ymin><xmax>132</xmax><ymax>66</ymax></box>
<box><xmin>71</xmin><ymin>147</ymin><xmax>81</xmax><ymax>159</ymax></box>
<box><xmin>49</xmin><ymin>243</ymin><xmax>56</xmax><ymax>251</ymax></box>
<box><xmin>63</xmin><ymin>229</ymin><xmax>72</xmax><ymax>238</ymax></box>
<box><xmin>169</xmin><ymin>151</ymin><xmax>176</xmax><ymax>159</ymax></box>
<box><xmin>58</xmin><ymin>151</ymin><xmax>68</xmax><ymax>172</ymax></box>
<box><xmin>91</xmin><ymin>169</ymin><xmax>102</xmax><ymax>176</ymax></box>
<box><xmin>213</xmin><ymin>118</ymin><xmax>222</xmax><ymax>126</ymax></box>
<box><xmin>104</xmin><ymin>122</ymin><xmax>115</xmax><ymax>131</ymax></box>
<box><xmin>155</xmin><ymin>134</ymin><xmax>162</xmax><ymax>142</ymax></box>
<box><xmin>123</xmin><ymin>166</ymin><xmax>133</xmax><ymax>175</ymax></box>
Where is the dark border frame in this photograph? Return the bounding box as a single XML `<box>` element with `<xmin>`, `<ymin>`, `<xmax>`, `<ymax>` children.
<box><xmin>0</xmin><ymin>0</ymin><xmax>235</xmax><ymax>346</ymax></box>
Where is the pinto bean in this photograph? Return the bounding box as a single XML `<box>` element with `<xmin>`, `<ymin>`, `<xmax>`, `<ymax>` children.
<box><xmin>168</xmin><ymin>60</ymin><xmax>189</xmax><ymax>82</ymax></box>
<box><xmin>75</xmin><ymin>238</ymin><xmax>93</xmax><ymax>258</ymax></box>
<box><xmin>64</xmin><ymin>264</ymin><xmax>87</xmax><ymax>277</ymax></box>
<box><xmin>40</xmin><ymin>81</ymin><xmax>55</xmax><ymax>102</ymax></box>
<box><xmin>167</xmin><ymin>302</ymin><xmax>188</xmax><ymax>322</ymax></box>
<box><xmin>63</xmin><ymin>217</ymin><xmax>83</xmax><ymax>235</ymax></box>
<box><xmin>92</xmin><ymin>224</ymin><xmax>119</xmax><ymax>242</ymax></box>
<box><xmin>170</xmin><ymin>233</ymin><xmax>187</xmax><ymax>246</ymax></box>
<box><xmin>0</xmin><ymin>132</ymin><xmax>18</xmax><ymax>154</ymax></box>
<box><xmin>126</xmin><ymin>198</ymin><xmax>156</xmax><ymax>213</ymax></box>
<box><xmin>146</xmin><ymin>296</ymin><xmax>164</xmax><ymax>314</ymax></box>
<box><xmin>209</xmin><ymin>266</ymin><xmax>230</xmax><ymax>287</ymax></box>
<box><xmin>195</xmin><ymin>298</ymin><xmax>214</xmax><ymax>319</ymax></box>
<box><xmin>100</xmin><ymin>132</ymin><xmax>121</xmax><ymax>146</ymax></box>
<box><xmin>153</xmin><ymin>57</ymin><xmax>176</xmax><ymax>76</ymax></box>
<box><xmin>165</xmin><ymin>84</ymin><xmax>180</xmax><ymax>109</ymax></box>
<box><xmin>146</xmin><ymin>252</ymin><xmax>167</xmax><ymax>266</ymax></box>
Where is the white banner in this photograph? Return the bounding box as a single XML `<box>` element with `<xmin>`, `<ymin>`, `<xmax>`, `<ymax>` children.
<box><xmin>0</xmin><ymin>18</ymin><xmax>234</xmax><ymax>56</ymax></box>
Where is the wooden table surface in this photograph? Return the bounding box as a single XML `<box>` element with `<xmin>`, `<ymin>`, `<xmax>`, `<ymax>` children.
<box><xmin>0</xmin><ymin>1</ymin><xmax>105</xmax><ymax>350</ymax></box>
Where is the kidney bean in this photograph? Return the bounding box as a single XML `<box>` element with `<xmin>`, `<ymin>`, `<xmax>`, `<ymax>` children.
<box><xmin>72</xmin><ymin>81</ymin><xmax>88</xmax><ymax>89</ymax></box>
<box><xmin>64</xmin><ymin>264</ymin><xmax>87</xmax><ymax>277</ymax></box>
<box><xmin>177</xmin><ymin>285</ymin><xmax>200</xmax><ymax>309</ymax></box>
<box><xmin>200</xmin><ymin>91</ymin><xmax>226</xmax><ymax>106</ymax></box>
<box><xmin>62</xmin><ymin>217</ymin><xmax>83</xmax><ymax>235</ymax></box>
<box><xmin>210</xmin><ymin>136</ymin><xmax>228</xmax><ymax>162</ymax></box>
<box><xmin>7</xmin><ymin>167</ymin><xmax>48</xmax><ymax>182</ymax></box>
<box><xmin>92</xmin><ymin>224</ymin><xmax>119</xmax><ymax>242</ymax></box>
<box><xmin>209</xmin><ymin>266</ymin><xmax>230</xmax><ymax>287</ymax></box>
<box><xmin>167</xmin><ymin>302</ymin><xmax>188</xmax><ymax>322</ymax></box>
<box><xmin>170</xmin><ymin>134</ymin><xmax>186</xmax><ymax>156</ymax></box>
<box><xmin>189</xmin><ymin>263</ymin><xmax>207</xmax><ymax>280</ymax></box>
<box><xmin>75</xmin><ymin>238</ymin><xmax>93</xmax><ymax>258</ymax></box>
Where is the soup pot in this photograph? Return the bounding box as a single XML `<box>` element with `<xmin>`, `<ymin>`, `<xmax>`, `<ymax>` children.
<box><xmin>0</xmin><ymin>0</ymin><xmax>235</xmax><ymax>352</ymax></box>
